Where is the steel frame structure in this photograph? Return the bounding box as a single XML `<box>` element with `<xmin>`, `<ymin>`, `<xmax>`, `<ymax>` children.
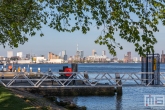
<box><xmin>0</xmin><ymin>72</ymin><xmax>165</xmax><ymax>88</ymax></box>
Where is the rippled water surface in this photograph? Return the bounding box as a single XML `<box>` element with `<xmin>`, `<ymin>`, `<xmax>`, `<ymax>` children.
<box><xmin>9</xmin><ymin>63</ymin><xmax>165</xmax><ymax>110</ymax></box>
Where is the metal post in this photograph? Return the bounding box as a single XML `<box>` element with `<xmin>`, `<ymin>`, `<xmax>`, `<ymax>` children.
<box><xmin>71</xmin><ymin>63</ymin><xmax>78</xmax><ymax>72</ymax></box>
<box><xmin>146</xmin><ymin>54</ymin><xmax>148</xmax><ymax>85</ymax></box>
<box><xmin>71</xmin><ymin>63</ymin><xmax>78</xmax><ymax>85</ymax></box>
<box><xmin>152</xmin><ymin>53</ymin><xmax>154</xmax><ymax>85</ymax></box>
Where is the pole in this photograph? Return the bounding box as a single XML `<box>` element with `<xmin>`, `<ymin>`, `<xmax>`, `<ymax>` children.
<box><xmin>146</xmin><ymin>54</ymin><xmax>148</xmax><ymax>85</ymax></box>
<box><xmin>152</xmin><ymin>53</ymin><xmax>154</xmax><ymax>85</ymax></box>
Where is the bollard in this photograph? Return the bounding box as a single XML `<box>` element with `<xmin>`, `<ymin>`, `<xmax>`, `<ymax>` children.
<box><xmin>38</xmin><ymin>68</ymin><xmax>40</xmax><ymax>73</ymax></box>
<box><xmin>37</xmin><ymin>68</ymin><xmax>40</xmax><ymax>77</ymax></box>
<box><xmin>115</xmin><ymin>73</ymin><xmax>122</xmax><ymax>95</ymax></box>
<box><xmin>30</xmin><ymin>67</ymin><xmax>32</xmax><ymax>73</ymax></box>
<box><xmin>24</xmin><ymin>67</ymin><xmax>26</xmax><ymax>72</ymax></box>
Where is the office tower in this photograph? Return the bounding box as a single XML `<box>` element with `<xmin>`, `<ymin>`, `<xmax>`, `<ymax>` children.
<box><xmin>64</xmin><ymin>55</ymin><xmax>67</xmax><ymax>61</ymax></box>
<box><xmin>102</xmin><ymin>50</ymin><xmax>106</xmax><ymax>56</ymax></box>
<box><xmin>17</xmin><ymin>52</ymin><xmax>23</xmax><ymax>58</ymax></box>
<box><xmin>48</xmin><ymin>52</ymin><xmax>60</xmax><ymax>61</ymax></box>
<box><xmin>127</xmin><ymin>52</ymin><xmax>131</xmax><ymax>62</ymax></box>
<box><xmin>80</xmin><ymin>50</ymin><xmax>84</xmax><ymax>58</ymax></box>
<box><xmin>61</xmin><ymin>50</ymin><xmax>66</xmax><ymax>59</ymax></box>
<box><xmin>92</xmin><ymin>50</ymin><xmax>95</xmax><ymax>56</ymax></box>
<box><xmin>124</xmin><ymin>54</ymin><xmax>128</xmax><ymax>63</ymax></box>
<box><xmin>161</xmin><ymin>50</ymin><xmax>165</xmax><ymax>63</ymax></box>
<box><xmin>7</xmin><ymin>51</ymin><xmax>13</xmax><ymax>58</ymax></box>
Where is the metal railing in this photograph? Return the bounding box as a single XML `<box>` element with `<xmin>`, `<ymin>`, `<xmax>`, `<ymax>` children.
<box><xmin>0</xmin><ymin>72</ymin><xmax>165</xmax><ymax>88</ymax></box>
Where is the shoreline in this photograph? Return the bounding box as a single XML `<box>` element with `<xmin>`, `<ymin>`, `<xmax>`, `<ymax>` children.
<box><xmin>7</xmin><ymin>87</ymin><xmax>67</xmax><ymax>110</ymax></box>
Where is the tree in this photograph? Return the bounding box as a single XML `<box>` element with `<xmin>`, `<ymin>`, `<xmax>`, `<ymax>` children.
<box><xmin>1</xmin><ymin>0</ymin><xmax>165</xmax><ymax>56</ymax></box>
<box><xmin>0</xmin><ymin>0</ymin><xmax>46</xmax><ymax>47</ymax></box>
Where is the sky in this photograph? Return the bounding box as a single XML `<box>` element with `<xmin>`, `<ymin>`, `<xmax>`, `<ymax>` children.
<box><xmin>1</xmin><ymin>18</ymin><xmax>165</xmax><ymax>60</ymax></box>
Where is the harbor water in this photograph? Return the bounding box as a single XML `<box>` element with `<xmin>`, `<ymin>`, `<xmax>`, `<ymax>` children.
<box><xmin>6</xmin><ymin>63</ymin><xmax>165</xmax><ymax>110</ymax></box>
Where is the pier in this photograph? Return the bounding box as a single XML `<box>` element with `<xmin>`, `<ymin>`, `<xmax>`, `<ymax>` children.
<box><xmin>0</xmin><ymin>71</ymin><xmax>165</xmax><ymax>88</ymax></box>
<box><xmin>0</xmin><ymin>53</ymin><xmax>162</xmax><ymax>96</ymax></box>
<box><xmin>1</xmin><ymin>71</ymin><xmax>165</xmax><ymax>95</ymax></box>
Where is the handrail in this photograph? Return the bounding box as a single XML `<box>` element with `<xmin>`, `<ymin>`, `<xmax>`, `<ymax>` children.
<box><xmin>0</xmin><ymin>72</ymin><xmax>164</xmax><ymax>88</ymax></box>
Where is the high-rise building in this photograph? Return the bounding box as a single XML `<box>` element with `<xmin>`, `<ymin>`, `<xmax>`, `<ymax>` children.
<box><xmin>64</xmin><ymin>55</ymin><xmax>67</xmax><ymax>61</ymax></box>
<box><xmin>102</xmin><ymin>50</ymin><xmax>106</xmax><ymax>56</ymax></box>
<box><xmin>61</xmin><ymin>50</ymin><xmax>66</xmax><ymax>59</ymax></box>
<box><xmin>92</xmin><ymin>50</ymin><xmax>97</xmax><ymax>56</ymax></box>
<box><xmin>79</xmin><ymin>50</ymin><xmax>84</xmax><ymax>58</ymax></box>
<box><xmin>17</xmin><ymin>52</ymin><xmax>23</xmax><ymax>58</ymax></box>
<box><xmin>7</xmin><ymin>51</ymin><xmax>13</xmax><ymax>58</ymax></box>
<box><xmin>127</xmin><ymin>52</ymin><xmax>131</xmax><ymax>62</ymax></box>
<box><xmin>92</xmin><ymin>50</ymin><xmax>95</xmax><ymax>56</ymax></box>
<box><xmin>48</xmin><ymin>52</ymin><xmax>60</xmax><ymax>61</ymax></box>
<box><xmin>161</xmin><ymin>50</ymin><xmax>165</xmax><ymax>63</ymax></box>
<box><xmin>76</xmin><ymin>50</ymin><xmax>84</xmax><ymax>59</ymax></box>
<box><xmin>123</xmin><ymin>54</ymin><xmax>128</xmax><ymax>63</ymax></box>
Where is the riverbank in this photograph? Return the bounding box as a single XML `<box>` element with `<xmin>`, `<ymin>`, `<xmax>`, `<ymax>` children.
<box><xmin>0</xmin><ymin>86</ymin><xmax>66</xmax><ymax>110</ymax></box>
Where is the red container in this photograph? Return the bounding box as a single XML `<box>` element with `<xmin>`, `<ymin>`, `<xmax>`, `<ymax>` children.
<box><xmin>64</xmin><ymin>68</ymin><xmax>72</xmax><ymax>77</ymax></box>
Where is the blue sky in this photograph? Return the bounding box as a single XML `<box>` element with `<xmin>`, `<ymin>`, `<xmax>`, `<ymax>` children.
<box><xmin>1</xmin><ymin>22</ymin><xmax>165</xmax><ymax>59</ymax></box>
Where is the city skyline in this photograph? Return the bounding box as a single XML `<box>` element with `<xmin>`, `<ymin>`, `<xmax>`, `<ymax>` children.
<box><xmin>4</xmin><ymin>49</ymin><xmax>139</xmax><ymax>59</ymax></box>
<box><xmin>0</xmin><ymin>24</ymin><xmax>164</xmax><ymax>59</ymax></box>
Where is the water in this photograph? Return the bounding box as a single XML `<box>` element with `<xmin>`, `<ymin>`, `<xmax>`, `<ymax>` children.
<box><xmin>7</xmin><ymin>63</ymin><xmax>165</xmax><ymax>110</ymax></box>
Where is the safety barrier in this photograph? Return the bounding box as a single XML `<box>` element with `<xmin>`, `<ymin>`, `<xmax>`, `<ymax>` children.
<box><xmin>0</xmin><ymin>72</ymin><xmax>165</xmax><ymax>88</ymax></box>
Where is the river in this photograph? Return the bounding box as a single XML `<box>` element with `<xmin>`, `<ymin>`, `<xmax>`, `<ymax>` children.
<box><xmin>6</xmin><ymin>63</ymin><xmax>165</xmax><ymax>110</ymax></box>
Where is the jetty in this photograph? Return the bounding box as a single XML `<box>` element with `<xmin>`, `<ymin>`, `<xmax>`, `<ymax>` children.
<box><xmin>0</xmin><ymin>53</ymin><xmax>163</xmax><ymax>96</ymax></box>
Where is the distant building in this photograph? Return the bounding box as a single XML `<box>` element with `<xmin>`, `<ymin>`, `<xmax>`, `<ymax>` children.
<box><xmin>123</xmin><ymin>52</ymin><xmax>132</xmax><ymax>63</ymax></box>
<box><xmin>64</xmin><ymin>55</ymin><xmax>67</xmax><ymax>61</ymax></box>
<box><xmin>61</xmin><ymin>50</ymin><xmax>66</xmax><ymax>59</ymax></box>
<box><xmin>10</xmin><ymin>56</ymin><xmax>21</xmax><ymax>61</ymax></box>
<box><xmin>17</xmin><ymin>52</ymin><xmax>23</xmax><ymax>58</ymax></box>
<box><xmin>111</xmin><ymin>57</ymin><xmax>118</xmax><ymax>62</ymax></box>
<box><xmin>102</xmin><ymin>50</ymin><xmax>106</xmax><ymax>56</ymax></box>
<box><xmin>139</xmin><ymin>57</ymin><xmax>142</xmax><ymax>62</ymax></box>
<box><xmin>87</xmin><ymin>55</ymin><xmax>106</xmax><ymax>62</ymax></box>
<box><xmin>127</xmin><ymin>52</ymin><xmax>131</xmax><ymax>62</ymax></box>
<box><xmin>26</xmin><ymin>54</ymin><xmax>30</xmax><ymax>59</ymax></box>
<box><xmin>77</xmin><ymin>50</ymin><xmax>84</xmax><ymax>58</ymax></box>
<box><xmin>92</xmin><ymin>50</ymin><xmax>95</xmax><ymax>56</ymax></box>
<box><xmin>32</xmin><ymin>57</ymin><xmax>46</xmax><ymax>63</ymax></box>
<box><xmin>48</xmin><ymin>59</ymin><xmax>63</xmax><ymax>63</ymax></box>
<box><xmin>133</xmin><ymin>57</ymin><xmax>138</xmax><ymax>62</ymax></box>
<box><xmin>41</xmin><ymin>55</ymin><xmax>45</xmax><ymax>58</ymax></box>
<box><xmin>48</xmin><ymin>52</ymin><xmax>60</xmax><ymax>61</ymax></box>
<box><xmin>123</xmin><ymin>55</ymin><xmax>128</xmax><ymax>63</ymax></box>
<box><xmin>7</xmin><ymin>51</ymin><xmax>13</xmax><ymax>58</ymax></box>
<box><xmin>161</xmin><ymin>50</ymin><xmax>165</xmax><ymax>63</ymax></box>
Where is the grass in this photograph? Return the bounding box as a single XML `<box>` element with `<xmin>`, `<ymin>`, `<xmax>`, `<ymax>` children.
<box><xmin>0</xmin><ymin>86</ymin><xmax>36</xmax><ymax>110</ymax></box>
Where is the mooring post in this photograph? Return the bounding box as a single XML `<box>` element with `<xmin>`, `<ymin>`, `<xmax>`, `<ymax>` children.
<box><xmin>30</xmin><ymin>67</ymin><xmax>32</xmax><ymax>73</ymax></box>
<box><xmin>38</xmin><ymin>68</ymin><xmax>40</xmax><ymax>73</ymax></box>
<box><xmin>115</xmin><ymin>73</ymin><xmax>122</xmax><ymax>95</ymax></box>
<box><xmin>71</xmin><ymin>63</ymin><xmax>78</xmax><ymax>85</ymax></box>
